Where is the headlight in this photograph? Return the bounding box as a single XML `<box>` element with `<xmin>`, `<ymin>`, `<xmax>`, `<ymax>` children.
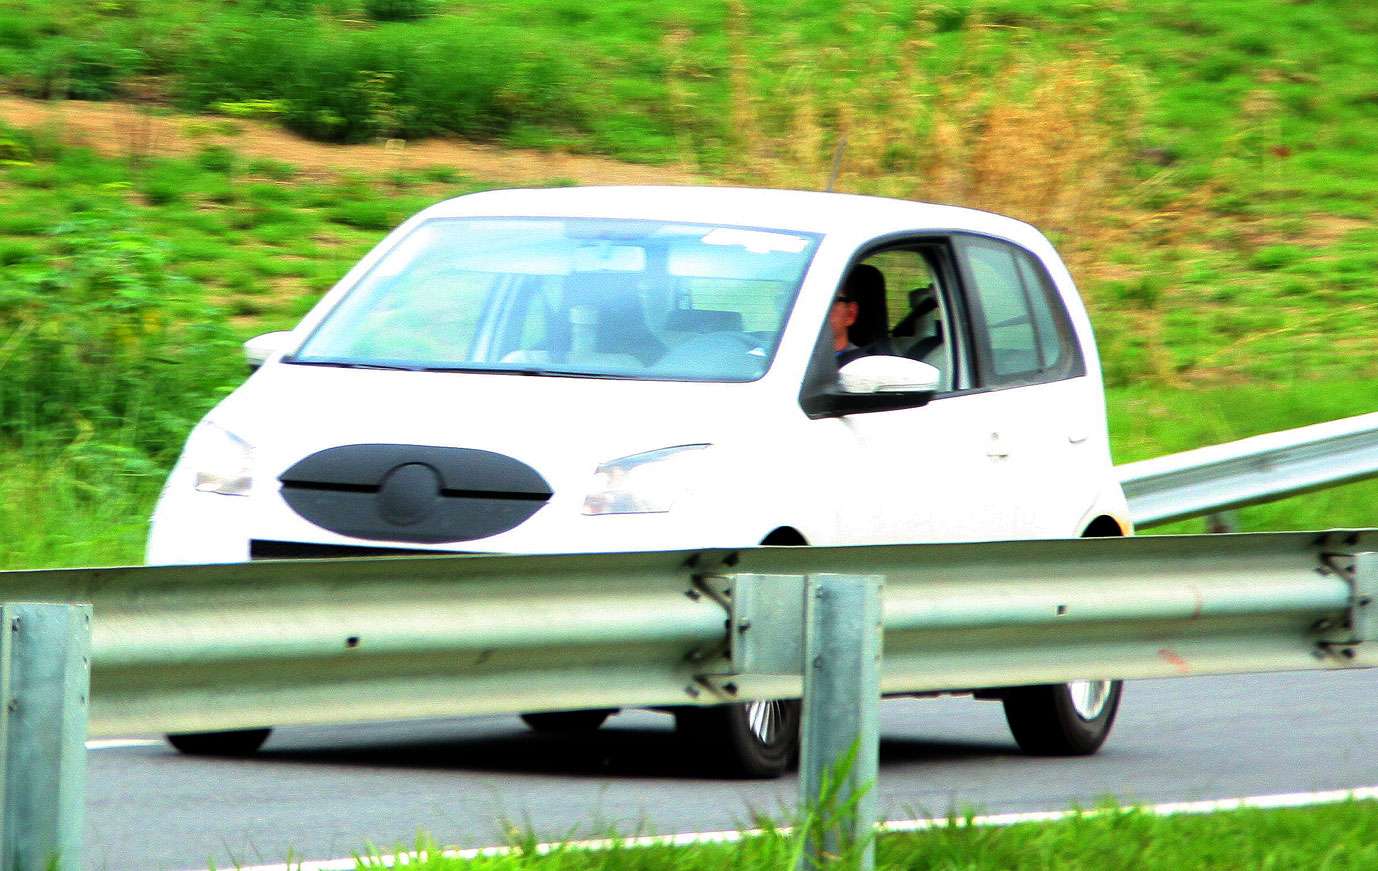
<box><xmin>189</xmin><ymin>421</ymin><xmax>254</xmax><ymax>496</ymax></box>
<box><xmin>582</xmin><ymin>445</ymin><xmax>710</xmax><ymax>516</ymax></box>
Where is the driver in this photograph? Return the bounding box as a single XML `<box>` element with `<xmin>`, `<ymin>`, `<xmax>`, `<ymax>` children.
<box><xmin>833</xmin><ymin>264</ymin><xmax>888</xmax><ymax>366</ymax></box>
<box><xmin>830</xmin><ymin>289</ymin><xmax>860</xmax><ymax>358</ymax></box>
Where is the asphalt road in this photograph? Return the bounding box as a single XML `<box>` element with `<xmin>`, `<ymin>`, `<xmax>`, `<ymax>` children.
<box><xmin>85</xmin><ymin>669</ymin><xmax>1378</xmax><ymax>870</ymax></box>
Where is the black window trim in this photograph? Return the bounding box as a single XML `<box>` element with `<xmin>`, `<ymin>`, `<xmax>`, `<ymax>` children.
<box><xmin>797</xmin><ymin>232</ymin><xmax>974</xmax><ymax>418</ymax></box>
<box><xmin>797</xmin><ymin>229</ymin><xmax>1087</xmax><ymax>419</ymax></box>
<box><xmin>950</xmin><ymin>233</ymin><xmax>1086</xmax><ymax>390</ymax></box>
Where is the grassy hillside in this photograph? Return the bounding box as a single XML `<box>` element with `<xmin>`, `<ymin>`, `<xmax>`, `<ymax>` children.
<box><xmin>1</xmin><ymin>0</ymin><xmax>1376</xmax><ymax>567</ymax></box>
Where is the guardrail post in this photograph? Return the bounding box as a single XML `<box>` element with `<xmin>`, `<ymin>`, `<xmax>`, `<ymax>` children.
<box><xmin>798</xmin><ymin>574</ymin><xmax>883</xmax><ymax>871</ymax></box>
<box><xmin>1</xmin><ymin>603</ymin><xmax>91</xmax><ymax>871</ymax></box>
<box><xmin>1206</xmin><ymin>511</ymin><xmax>1238</xmax><ymax>534</ymax></box>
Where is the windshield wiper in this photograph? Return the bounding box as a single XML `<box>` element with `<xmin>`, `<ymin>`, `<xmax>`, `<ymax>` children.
<box><xmin>510</xmin><ymin>369</ymin><xmax>644</xmax><ymax>379</ymax></box>
<box><xmin>285</xmin><ymin>358</ymin><xmax>645</xmax><ymax>379</ymax></box>
<box><xmin>282</xmin><ymin>357</ymin><xmax>424</xmax><ymax>372</ymax></box>
<box><xmin>414</xmin><ymin>366</ymin><xmax>643</xmax><ymax>379</ymax></box>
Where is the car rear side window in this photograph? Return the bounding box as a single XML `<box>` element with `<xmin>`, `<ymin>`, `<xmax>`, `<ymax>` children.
<box><xmin>955</xmin><ymin>236</ymin><xmax>1083</xmax><ymax>387</ymax></box>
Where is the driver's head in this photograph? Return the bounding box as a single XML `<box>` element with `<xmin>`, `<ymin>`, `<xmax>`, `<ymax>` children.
<box><xmin>833</xmin><ymin>264</ymin><xmax>886</xmax><ymax>352</ymax></box>
<box><xmin>830</xmin><ymin>289</ymin><xmax>859</xmax><ymax>351</ymax></box>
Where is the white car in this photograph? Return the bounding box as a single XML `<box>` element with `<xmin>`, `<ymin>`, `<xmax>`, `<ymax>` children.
<box><xmin>150</xmin><ymin>186</ymin><xmax>1132</xmax><ymax>776</ymax></box>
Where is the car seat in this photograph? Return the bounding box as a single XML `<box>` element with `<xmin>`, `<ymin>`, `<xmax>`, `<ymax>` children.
<box><xmin>844</xmin><ymin>264</ymin><xmax>889</xmax><ymax>349</ymax></box>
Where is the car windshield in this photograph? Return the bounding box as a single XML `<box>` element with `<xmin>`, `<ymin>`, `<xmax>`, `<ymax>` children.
<box><xmin>289</xmin><ymin>217</ymin><xmax>821</xmax><ymax>382</ymax></box>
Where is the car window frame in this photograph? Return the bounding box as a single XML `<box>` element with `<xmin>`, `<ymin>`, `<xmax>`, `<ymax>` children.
<box><xmin>950</xmin><ymin>233</ymin><xmax>1087</xmax><ymax>390</ymax></box>
<box><xmin>286</xmin><ymin>215</ymin><xmax>825</xmax><ymax>384</ymax></box>
<box><xmin>798</xmin><ymin>230</ymin><xmax>1089</xmax><ymax>419</ymax></box>
<box><xmin>797</xmin><ymin>233</ymin><xmax>976</xmax><ymax>418</ymax></box>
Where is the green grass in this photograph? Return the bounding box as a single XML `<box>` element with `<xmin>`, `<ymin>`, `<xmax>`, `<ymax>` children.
<box><xmin>1107</xmin><ymin>382</ymin><xmax>1378</xmax><ymax>534</ymax></box>
<box><xmin>0</xmin><ymin>127</ymin><xmax>1374</xmax><ymax>571</ymax></box>
<box><xmin>0</xmin><ymin>0</ymin><xmax>1373</xmax><ymax>175</ymax></box>
<box><xmin>1</xmin><ymin>1</ymin><xmax>1377</xmax><ymax>567</ymax></box>
<box><xmin>336</xmin><ymin>800</ymin><xmax>1378</xmax><ymax>869</ymax></box>
<box><xmin>1</xmin><ymin>1</ymin><xmax>1375</xmax><ymax>389</ymax></box>
<box><xmin>0</xmin><ymin>446</ymin><xmax>162</xmax><ymax>570</ymax></box>
<box><xmin>0</xmin><ymin>131</ymin><xmax>462</xmax><ymax>335</ymax></box>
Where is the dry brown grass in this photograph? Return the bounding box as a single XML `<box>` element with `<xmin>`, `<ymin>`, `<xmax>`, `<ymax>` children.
<box><xmin>673</xmin><ymin>4</ymin><xmax>1179</xmax><ymax>379</ymax></box>
<box><xmin>0</xmin><ymin>96</ymin><xmax>702</xmax><ymax>186</ymax></box>
<box><xmin>697</xmin><ymin>5</ymin><xmax>1149</xmax><ymax>277</ymax></box>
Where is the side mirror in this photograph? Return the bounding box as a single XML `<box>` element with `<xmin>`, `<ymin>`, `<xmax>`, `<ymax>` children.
<box><xmin>838</xmin><ymin>355</ymin><xmax>942</xmax><ymax>394</ymax></box>
<box><xmin>243</xmin><ymin>331</ymin><xmax>293</xmax><ymax>372</ymax></box>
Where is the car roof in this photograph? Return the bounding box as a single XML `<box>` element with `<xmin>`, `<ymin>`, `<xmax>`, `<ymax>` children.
<box><xmin>425</xmin><ymin>185</ymin><xmax>1045</xmax><ymax>246</ymax></box>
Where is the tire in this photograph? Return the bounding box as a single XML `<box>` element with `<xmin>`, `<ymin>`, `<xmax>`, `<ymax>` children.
<box><xmin>675</xmin><ymin>698</ymin><xmax>801</xmax><ymax>779</ymax></box>
<box><xmin>165</xmin><ymin>728</ymin><xmax>272</xmax><ymax>756</ymax></box>
<box><xmin>1001</xmin><ymin>679</ymin><xmax>1122</xmax><ymax>756</ymax></box>
<box><xmin>520</xmin><ymin>709</ymin><xmax>615</xmax><ymax>733</ymax></box>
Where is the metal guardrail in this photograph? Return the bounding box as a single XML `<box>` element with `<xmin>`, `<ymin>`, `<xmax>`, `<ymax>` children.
<box><xmin>5</xmin><ymin>530</ymin><xmax>1378</xmax><ymax>867</ymax></box>
<box><xmin>1119</xmin><ymin>411</ymin><xmax>1378</xmax><ymax>528</ymax></box>
<box><xmin>6</xmin><ymin>406</ymin><xmax>1378</xmax><ymax>866</ymax></box>
<box><xmin>1</xmin><ymin>532</ymin><xmax>1375</xmax><ymax>739</ymax></box>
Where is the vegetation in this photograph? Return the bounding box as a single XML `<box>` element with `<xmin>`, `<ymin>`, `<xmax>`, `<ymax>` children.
<box><xmin>338</xmin><ymin>800</ymin><xmax>1378</xmax><ymax>869</ymax></box>
<box><xmin>0</xmin><ymin>0</ymin><xmax>1376</xmax><ymax>568</ymax></box>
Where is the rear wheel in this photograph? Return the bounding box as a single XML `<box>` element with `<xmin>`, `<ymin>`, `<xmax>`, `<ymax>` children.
<box><xmin>675</xmin><ymin>698</ymin><xmax>801</xmax><ymax>778</ymax></box>
<box><xmin>520</xmin><ymin>709</ymin><xmax>615</xmax><ymax>733</ymax></box>
<box><xmin>165</xmin><ymin>728</ymin><xmax>272</xmax><ymax>756</ymax></box>
<box><xmin>1001</xmin><ymin>679</ymin><xmax>1122</xmax><ymax>755</ymax></box>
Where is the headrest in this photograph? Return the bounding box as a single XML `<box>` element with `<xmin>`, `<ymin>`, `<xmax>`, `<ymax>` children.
<box><xmin>842</xmin><ymin>263</ymin><xmax>885</xmax><ymax>301</ymax></box>
<box><xmin>843</xmin><ymin>264</ymin><xmax>888</xmax><ymax>347</ymax></box>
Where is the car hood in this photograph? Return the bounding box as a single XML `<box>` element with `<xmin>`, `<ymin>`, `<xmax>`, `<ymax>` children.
<box><xmin>208</xmin><ymin>363</ymin><xmax>781</xmax><ymax>482</ymax></box>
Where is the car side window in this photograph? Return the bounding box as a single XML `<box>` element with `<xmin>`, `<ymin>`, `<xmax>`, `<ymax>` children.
<box><xmin>850</xmin><ymin>247</ymin><xmax>960</xmax><ymax>392</ymax></box>
<box><xmin>832</xmin><ymin>246</ymin><xmax>964</xmax><ymax>394</ymax></box>
<box><xmin>955</xmin><ymin>236</ymin><xmax>1082</xmax><ymax>387</ymax></box>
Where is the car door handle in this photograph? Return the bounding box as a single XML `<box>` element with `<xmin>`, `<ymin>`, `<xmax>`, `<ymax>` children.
<box><xmin>986</xmin><ymin>432</ymin><xmax>1009</xmax><ymax>459</ymax></box>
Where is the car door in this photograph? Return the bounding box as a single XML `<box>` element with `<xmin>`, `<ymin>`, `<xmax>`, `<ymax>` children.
<box><xmin>951</xmin><ymin>235</ymin><xmax>1100</xmax><ymax>537</ymax></box>
<box><xmin>818</xmin><ymin>244</ymin><xmax>1016</xmax><ymax>544</ymax></box>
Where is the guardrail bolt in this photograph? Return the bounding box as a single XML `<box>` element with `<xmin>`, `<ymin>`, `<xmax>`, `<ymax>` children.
<box><xmin>736</xmin><ymin>618</ymin><xmax>751</xmax><ymax>632</ymax></box>
<box><xmin>684</xmin><ymin>684</ymin><xmax>701</xmax><ymax>698</ymax></box>
<box><xmin>6</xmin><ymin>698</ymin><xmax>17</xmax><ymax>713</ymax></box>
<box><xmin>813</xmin><ymin>655</ymin><xmax>825</xmax><ymax>669</ymax></box>
<box><xmin>9</xmin><ymin>617</ymin><xmax>18</xmax><ymax>632</ymax></box>
<box><xmin>724</xmin><ymin>682</ymin><xmax>739</xmax><ymax>695</ymax></box>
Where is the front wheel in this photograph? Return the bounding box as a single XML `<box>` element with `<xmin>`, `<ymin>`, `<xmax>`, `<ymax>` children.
<box><xmin>520</xmin><ymin>709</ymin><xmax>615</xmax><ymax>733</ymax></box>
<box><xmin>675</xmin><ymin>699</ymin><xmax>801</xmax><ymax>778</ymax></box>
<box><xmin>1001</xmin><ymin>679</ymin><xmax>1122</xmax><ymax>756</ymax></box>
<box><xmin>166</xmin><ymin>727</ymin><xmax>272</xmax><ymax>756</ymax></box>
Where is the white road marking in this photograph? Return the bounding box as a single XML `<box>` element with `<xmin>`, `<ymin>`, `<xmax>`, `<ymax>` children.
<box><xmin>85</xmin><ymin>738</ymin><xmax>163</xmax><ymax>750</ymax></box>
<box><xmin>179</xmin><ymin>784</ymin><xmax>1378</xmax><ymax>871</ymax></box>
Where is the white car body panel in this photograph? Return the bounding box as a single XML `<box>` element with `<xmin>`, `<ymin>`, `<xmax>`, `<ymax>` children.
<box><xmin>148</xmin><ymin>186</ymin><xmax>1128</xmax><ymax>565</ymax></box>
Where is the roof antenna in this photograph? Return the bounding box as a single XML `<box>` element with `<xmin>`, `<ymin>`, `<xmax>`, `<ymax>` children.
<box><xmin>825</xmin><ymin>135</ymin><xmax>848</xmax><ymax>192</ymax></box>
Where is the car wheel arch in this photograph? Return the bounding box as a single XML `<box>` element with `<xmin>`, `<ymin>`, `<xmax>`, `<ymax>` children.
<box><xmin>760</xmin><ymin>526</ymin><xmax>809</xmax><ymax>547</ymax></box>
<box><xmin>1081</xmin><ymin>514</ymin><xmax>1126</xmax><ymax>538</ymax></box>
